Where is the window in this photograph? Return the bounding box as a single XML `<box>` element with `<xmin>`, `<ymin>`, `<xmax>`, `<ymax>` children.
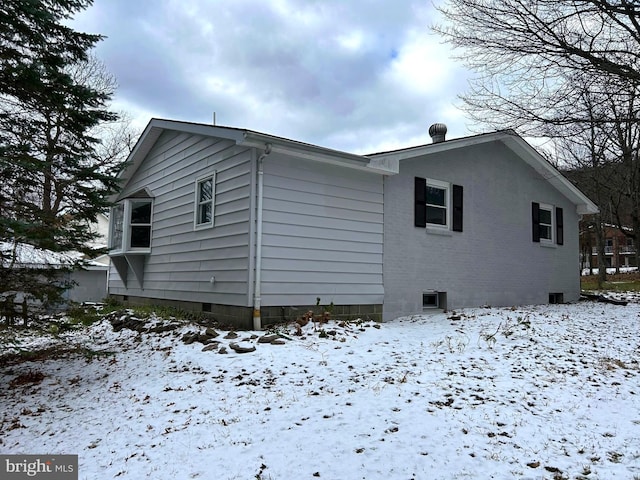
<box><xmin>129</xmin><ymin>200</ymin><xmax>152</xmax><ymax>248</ymax></box>
<box><xmin>539</xmin><ymin>204</ymin><xmax>553</xmax><ymax>242</ymax></box>
<box><xmin>194</xmin><ymin>172</ymin><xmax>216</xmax><ymax>229</ymax></box>
<box><xmin>423</xmin><ymin>292</ymin><xmax>439</xmax><ymax>309</ymax></box>
<box><xmin>414</xmin><ymin>177</ymin><xmax>463</xmax><ymax>231</ymax></box>
<box><xmin>549</xmin><ymin>292</ymin><xmax>564</xmax><ymax>304</ymax></box>
<box><xmin>605</xmin><ymin>238</ymin><xmax>614</xmax><ymax>253</ymax></box>
<box><xmin>426</xmin><ymin>181</ymin><xmax>448</xmax><ymax>226</ymax></box>
<box><xmin>109</xmin><ymin>204</ymin><xmax>124</xmax><ymax>250</ymax></box>
<box><xmin>423</xmin><ymin>291</ymin><xmax>447</xmax><ymax>310</ymax></box>
<box><xmin>532</xmin><ymin>202</ymin><xmax>563</xmax><ymax>245</ymax></box>
<box><xmin>109</xmin><ymin>198</ymin><xmax>153</xmax><ymax>253</ymax></box>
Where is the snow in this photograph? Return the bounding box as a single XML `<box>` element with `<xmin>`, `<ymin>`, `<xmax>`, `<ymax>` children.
<box><xmin>1</xmin><ymin>300</ymin><xmax>640</xmax><ymax>479</ymax></box>
<box><xmin>0</xmin><ymin>241</ymin><xmax>104</xmax><ymax>268</ymax></box>
<box><xmin>581</xmin><ymin>267</ymin><xmax>638</xmax><ymax>275</ymax></box>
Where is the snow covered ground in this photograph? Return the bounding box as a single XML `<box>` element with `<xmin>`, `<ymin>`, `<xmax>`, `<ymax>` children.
<box><xmin>1</xmin><ymin>299</ymin><xmax>639</xmax><ymax>480</ymax></box>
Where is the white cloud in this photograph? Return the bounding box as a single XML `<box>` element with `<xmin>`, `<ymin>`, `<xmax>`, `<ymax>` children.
<box><xmin>72</xmin><ymin>0</ymin><xmax>477</xmax><ymax>152</ymax></box>
<box><xmin>335</xmin><ymin>30</ymin><xmax>367</xmax><ymax>52</ymax></box>
<box><xmin>384</xmin><ymin>29</ymin><xmax>456</xmax><ymax>95</ymax></box>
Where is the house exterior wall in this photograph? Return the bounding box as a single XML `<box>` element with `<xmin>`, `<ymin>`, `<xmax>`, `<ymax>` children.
<box><xmin>65</xmin><ymin>268</ymin><xmax>108</xmax><ymax>303</ymax></box>
<box><xmin>383</xmin><ymin>140</ymin><xmax>580</xmax><ymax>320</ymax></box>
<box><xmin>108</xmin><ymin>130</ymin><xmax>254</xmax><ymax>306</ymax></box>
<box><xmin>260</xmin><ymin>153</ymin><xmax>385</xmax><ymax>307</ymax></box>
<box><xmin>108</xmin><ymin>129</ymin><xmax>385</xmax><ymax>324</ymax></box>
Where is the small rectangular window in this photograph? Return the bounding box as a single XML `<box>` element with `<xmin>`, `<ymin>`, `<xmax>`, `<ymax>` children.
<box><xmin>415</xmin><ymin>178</ymin><xmax>463</xmax><ymax>231</ymax></box>
<box><xmin>533</xmin><ymin>202</ymin><xmax>563</xmax><ymax>245</ymax></box>
<box><xmin>195</xmin><ymin>173</ymin><xmax>216</xmax><ymax>229</ymax></box>
<box><xmin>539</xmin><ymin>206</ymin><xmax>553</xmax><ymax>242</ymax></box>
<box><xmin>549</xmin><ymin>292</ymin><xmax>564</xmax><ymax>304</ymax></box>
<box><xmin>422</xmin><ymin>292</ymin><xmax>447</xmax><ymax>310</ymax></box>
<box><xmin>423</xmin><ymin>292</ymin><xmax>439</xmax><ymax>309</ymax></box>
<box><xmin>129</xmin><ymin>200</ymin><xmax>152</xmax><ymax>248</ymax></box>
<box><xmin>129</xmin><ymin>201</ymin><xmax>151</xmax><ymax>247</ymax></box>
<box><xmin>426</xmin><ymin>180</ymin><xmax>449</xmax><ymax>228</ymax></box>
<box><xmin>426</xmin><ymin>187</ymin><xmax>446</xmax><ymax>225</ymax></box>
<box><xmin>532</xmin><ymin>202</ymin><xmax>553</xmax><ymax>244</ymax></box>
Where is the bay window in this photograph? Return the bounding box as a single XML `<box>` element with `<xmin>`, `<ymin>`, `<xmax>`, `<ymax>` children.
<box><xmin>109</xmin><ymin>198</ymin><xmax>153</xmax><ymax>253</ymax></box>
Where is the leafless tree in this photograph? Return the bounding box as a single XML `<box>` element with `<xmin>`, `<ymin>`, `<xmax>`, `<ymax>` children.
<box><xmin>607</xmin><ymin>85</ymin><xmax>640</xmax><ymax>266</ymax></box>
<box><xmin>552</xmin><ymin>85</ymin><xmax>616</xmax><ymax>285</ymax></box>
<box><xmin>435</xmin><ymin>0</ymin><xmax>640</xmax><ymax>278</ymax></box>
<box><xmin>435</xmin><ymin>1</ymin><xmax>640</xmax><ymax>129</ymax></box>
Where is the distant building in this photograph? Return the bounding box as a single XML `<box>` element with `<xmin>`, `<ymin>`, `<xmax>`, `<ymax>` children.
<box><xmin>580</xmin><ymin>223</ymin><xmax>637</xmax><ymax>272</ymax></box>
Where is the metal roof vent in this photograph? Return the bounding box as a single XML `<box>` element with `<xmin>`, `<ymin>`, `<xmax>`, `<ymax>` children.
<box><xmin>429</xmin><ymin>123</ymin><xmax>447</xmax><ymax>143</ymax></box>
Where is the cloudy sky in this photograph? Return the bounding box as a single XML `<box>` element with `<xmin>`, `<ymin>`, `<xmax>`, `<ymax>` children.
<box><xmin>72</xmin><ymin>0</ymin><xmax>476</xmax><ymax>154</ymax></box>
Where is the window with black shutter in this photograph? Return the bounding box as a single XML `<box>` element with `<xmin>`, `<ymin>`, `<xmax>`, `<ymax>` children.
<box><xmin>415</xmin><ymin>177</ymin><xmax>463</xmax><ymax>232</ymax></box>
<box><xmin>532</xmin><ymin>202</ymin><xmax>558</xmax><ymax>245</ymax></box>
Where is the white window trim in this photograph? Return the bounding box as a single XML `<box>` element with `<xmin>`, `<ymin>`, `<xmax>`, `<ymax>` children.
<box><xmin>426</xmin><ymin>179</ymin><xmax>450</xmax><ymax>230</ymax></box>
<box><xmin>194</xmin><ymin>171</ymin><xmax>216</xmax><ymax>231</ymax></box>
<box><xmin>539</xmin><ymin>202</ymin><xmax>554</xmax><ymax>245</ymax></box>
<box><xmin>109</xmin><ymin>198</ymin><xmax>153</xmax><ymax>255</ymax></box>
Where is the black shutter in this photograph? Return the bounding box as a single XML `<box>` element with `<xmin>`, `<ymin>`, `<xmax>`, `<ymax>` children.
<box><xmin>414</xmin><ymin>177</ymin><xmax>426</xmax><ymax>227</ymax></box>
<box><xmin>556</xmin><ymin>207</ymin><xmax>564</xmax><ymax>245</ymax></box>
<box><xmin>452</xmin><ymin>184</ymin><xmax>463</xmax><ymax>232</ymax></box>
<box><xmin>532</xmin><ymin>202</ymin><xmax>540</xmax><ymax>242</ymax></box>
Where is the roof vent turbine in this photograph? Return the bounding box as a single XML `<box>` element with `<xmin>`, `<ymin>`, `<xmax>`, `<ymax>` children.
<box><xmin>429</xmin><ymin>123</ymin><xmax>447</xmax><ymax>143</ymax></box>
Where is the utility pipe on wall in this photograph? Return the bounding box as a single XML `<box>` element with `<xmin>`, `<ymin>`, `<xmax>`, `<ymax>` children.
<box><xmin>253</xmin><ymin>143</ymin><xmax>272</xmax><ymax>330</ymax></box>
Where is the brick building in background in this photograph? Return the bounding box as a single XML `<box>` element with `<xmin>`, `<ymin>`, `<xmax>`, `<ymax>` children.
<box><xmin>580</xmin><ymin>223</ymin><xmax>637</xmax><ymax>273</ymax></box>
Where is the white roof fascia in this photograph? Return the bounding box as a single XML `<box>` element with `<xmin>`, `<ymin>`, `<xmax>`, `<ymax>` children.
<box><xmin>501</xmin><ymin>134</ymin><xmax>598</xmax><ymax>215</ymax></box>
<box><xmin>370</xmin><ymin>130</ymin><xmax>598</xmax><ymax>215</ymax></box>
<box><xmin>368</xmin><ymin>132</ymin><xmax>504</xmax><ymax>162</ymax></box>
<box><xmin>240</xmin><ymin>132</ymin><xmax>394</xmax><ymax>175</ymax></box>
<box><xmin>113</xmin><ymin>120</ymin><xmax>394</xmax><ymax>203</ymax></box>
<box><xmin>111</xmin><ymin>119</ymin><xmax>249</xmax><ymax>202</ymax></box>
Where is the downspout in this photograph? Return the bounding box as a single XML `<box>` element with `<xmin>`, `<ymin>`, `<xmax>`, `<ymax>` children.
<box><xmin>253</xmin><ymin>143</ymin><xmax>272</xmax><ymax>330</ymax></box>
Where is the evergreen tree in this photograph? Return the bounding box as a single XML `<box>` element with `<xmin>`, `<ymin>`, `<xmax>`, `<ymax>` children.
<box><xmin>0</xmin><ymin>0</ymin><xmax>121</xmax><ymax>316</ymax></box>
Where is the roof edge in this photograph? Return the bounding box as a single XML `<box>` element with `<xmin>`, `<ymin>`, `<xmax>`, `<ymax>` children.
<box><xmin>370</xmin><ymin>130</ymin><xmax>598</xmax><ymax>214</ymax></box>
<box><xmin>112</xmin><ymin>119</ymin><xmax>393</xmax><ymax>202</ymax></box>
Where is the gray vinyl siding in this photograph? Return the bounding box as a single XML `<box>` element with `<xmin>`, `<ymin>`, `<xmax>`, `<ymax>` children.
<box><xmin>108</xmin><ymin>130</ymin><xmax>253</xmax><ymax>306</ymax></box>
<box><xmin>383</xmin><ymin>141</ymin><xmax>580</xmax><ymax>320</ymax></box>
<box><xmin>260</xmin><ymin>153</ymin><xmax>384</xmax><ymax>306</ymax></box>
